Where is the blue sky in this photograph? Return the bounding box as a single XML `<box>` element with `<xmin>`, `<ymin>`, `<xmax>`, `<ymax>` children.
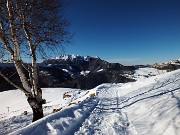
<box><xmin>64</xmin><ymin>0</ymin><xmax>180</xmax><ymax>65</ymax></box>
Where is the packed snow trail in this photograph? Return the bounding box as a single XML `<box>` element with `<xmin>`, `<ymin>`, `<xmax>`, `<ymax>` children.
<box><xmin>75</xmin><ymin>85</ymin><xmax>137</xmax><ymax>135</ymax></box>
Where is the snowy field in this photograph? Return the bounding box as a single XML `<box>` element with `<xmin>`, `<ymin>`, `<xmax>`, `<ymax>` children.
<box><xmin>0</xmin><ymin>68</ymin><xmax>180</xmax><ymax>135</ymax></box>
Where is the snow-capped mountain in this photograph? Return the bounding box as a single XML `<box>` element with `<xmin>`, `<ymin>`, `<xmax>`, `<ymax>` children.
<box><xmin>43</xmin><ymin>54</ymin><xmax>125</xmax><ymax>73</ymax></box>
<box><xmin>52</xmin><ymin>54</ymin><xmax>99</xmax><ymax>62</ymax></box>
<box><xmin>40</xmin><ymin>55</ymin><xmax>135</xmax><ymax>90</ymax></box>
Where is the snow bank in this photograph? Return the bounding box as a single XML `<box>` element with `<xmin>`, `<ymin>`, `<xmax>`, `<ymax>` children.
<box><xmin>10</xmin><ymin>97</ymin><xmax>98</xmax><ymax>135</ymax></box>
<box><xmin>0</xmin><ymin>88</ymin><xmax>96</xmax><ymax>134</ymax></box>
<box><xmin>119</xmin><ymin>69</ymin><xmax>180</xmax><ymax>135</ymax></box>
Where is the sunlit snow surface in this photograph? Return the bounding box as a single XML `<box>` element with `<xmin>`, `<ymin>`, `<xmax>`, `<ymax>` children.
<box><xmin>0</xmin><ymin>68</ymin><xmax>180</xmax><ymax>135</ymax></box>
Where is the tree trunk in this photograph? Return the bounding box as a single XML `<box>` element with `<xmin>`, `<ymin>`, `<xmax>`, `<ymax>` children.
<box><xmin>32</xmin><ymin>104</ymin><xmax>43</xmax><ymax>122</ymax></box>
<box><xmin>27</xmin><ymin>97</ymin><xmax>44</xmax><ymax>122</ymax></box>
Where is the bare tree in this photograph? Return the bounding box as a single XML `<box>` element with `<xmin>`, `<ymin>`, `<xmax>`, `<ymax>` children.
<box><xmin>0</xmin><ymin>0</ymin><xmax>70</xmax><ymax>122</ymax></box>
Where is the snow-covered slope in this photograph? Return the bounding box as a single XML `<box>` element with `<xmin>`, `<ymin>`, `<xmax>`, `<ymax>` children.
<box><xmin>132</xmin><ymin>67</ymin><xmax>167</xmax><ymax>79</ymax></box>
<box><xmin>0</xmin><ymin>88</ymin><xmax>96</xmax><ymax>134</ymax></box>
<box><xmin>75</xmin><ymin>70</ymin><xmax>180</xmax><ymax>135</ymax></box>
<box><xmin>0</xmin><ymin>69</ymin><xmax>180</xmax><ymax>135</ymax></box>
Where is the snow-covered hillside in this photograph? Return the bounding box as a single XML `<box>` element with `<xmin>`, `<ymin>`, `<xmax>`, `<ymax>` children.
<box><xmin>132</xmin><ymin>67</ymin><xmax>167</xmax><ymax>79</ymax></box>
<box><xmin>152</xmin><ymin>59</ymin><xmax>180</xmax><ymax>71</ymax></box>
<box><xmin>157</xmin><ymin>59</ymin><xmax>180</xmax><ymax>65</ymax></box>
<box><xmin>0</xmin><ymin>68</ymin><xmax>180</xmax><ymax>135</ymax></box>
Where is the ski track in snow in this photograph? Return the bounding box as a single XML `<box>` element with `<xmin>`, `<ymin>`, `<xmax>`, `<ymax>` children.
<box><xmin>75</xmin><ymin>86</ymin><xmax>137</xmax><ymax>135</ymax></box>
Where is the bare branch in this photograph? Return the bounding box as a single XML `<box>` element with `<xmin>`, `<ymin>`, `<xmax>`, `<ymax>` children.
<box><xmin>0</xmin><ymin>19</ymin><xmax>14</xmax><ymax>55</ymax></box>
<box><xmin>0</xmin><ymin>70</ymin><xmax>31</xmax><ymax>94</ymax></box>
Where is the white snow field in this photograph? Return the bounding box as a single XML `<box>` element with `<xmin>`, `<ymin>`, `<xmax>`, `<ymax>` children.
<box><xmin>0</xmin><ymin>68</ymin><xmax>180</xmax><ymax>135</ymax></box>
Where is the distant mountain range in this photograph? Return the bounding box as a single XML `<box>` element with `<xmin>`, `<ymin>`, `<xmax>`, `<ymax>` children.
<box><xmin>0</xmin><ymin>55</ymin><xmax>180</xmax><ymax>91</ymax></box>
<box><xmin>152</xmin><ymin>59</ymin><xmax>180</xmax><ymax>71</ymax></box>
<box><xmin>40</xmin><ymin>55</ymin><xmax>136</xmax><ymax>89</ymax></box>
